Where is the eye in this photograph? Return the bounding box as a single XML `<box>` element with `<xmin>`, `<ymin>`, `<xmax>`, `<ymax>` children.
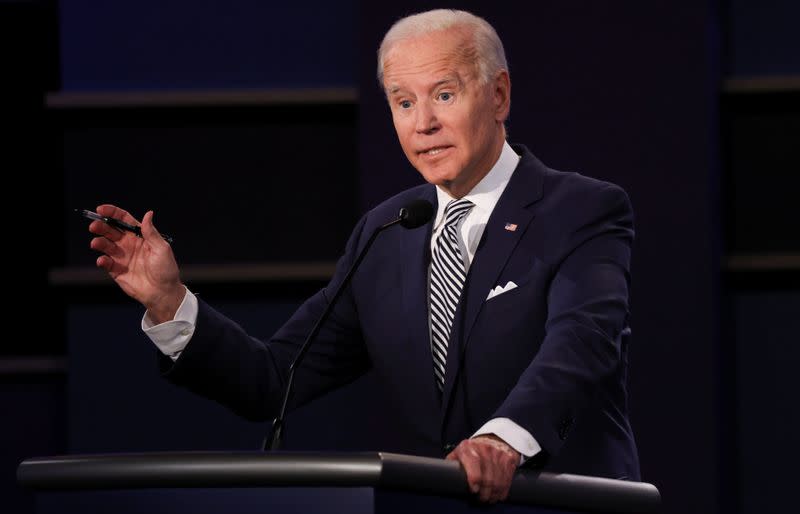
<box><xmin>437</xmin><ymin>92</ymin><xmax>453</xmax><ymax>102</ymax></box>
<box><xmin>399</xmin><ymin>100</ymin><xmax>412</xmax><ymax>109</ymax></box>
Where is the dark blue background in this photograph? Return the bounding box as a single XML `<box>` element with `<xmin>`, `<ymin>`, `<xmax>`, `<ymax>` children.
<box><xmin>58</xmin><ymin>1</ymin><xmax>357</xmax><ymax>89</ymax></box>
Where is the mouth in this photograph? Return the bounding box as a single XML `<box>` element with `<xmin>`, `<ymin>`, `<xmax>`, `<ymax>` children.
<box><xmin>417</xmin><ymin>145</ymin><xmax>453</xmax><ymax>157</ymax></box>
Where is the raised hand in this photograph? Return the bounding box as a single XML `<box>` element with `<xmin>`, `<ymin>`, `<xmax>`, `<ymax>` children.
<box><xmin>89</xmin><ymin>204</ymin><xmax>185</xmax><ymax>323</ymax></box>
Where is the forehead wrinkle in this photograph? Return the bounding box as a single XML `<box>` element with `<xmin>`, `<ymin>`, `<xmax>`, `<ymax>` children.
<box><xmin>386</xmin><ymin>47</ymin><xmax>465</xmax><ymax>73</ymax></box>
<box><xmin>384</xmin><ymin>52</ymin><xmax>467</xmax><ymax>96</ymax></box>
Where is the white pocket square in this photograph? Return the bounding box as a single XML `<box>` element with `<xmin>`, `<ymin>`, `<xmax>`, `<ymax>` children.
<box><xmin>486</xmin><ymin>281</ymin><xmax>518</xmax><ymax>301</ymax></box>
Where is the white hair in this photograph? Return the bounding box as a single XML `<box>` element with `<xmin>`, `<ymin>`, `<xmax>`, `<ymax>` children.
<box><xmin>377</xmin><ymin>9</ymin><xmax>508</xmax><ymax>86</ymax></box>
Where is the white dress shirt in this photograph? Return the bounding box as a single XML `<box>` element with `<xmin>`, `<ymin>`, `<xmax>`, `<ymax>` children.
<box><xmin>143</xmin><ymin>140</ymin><xmax>541</xmax><ymax>462</ymax></box>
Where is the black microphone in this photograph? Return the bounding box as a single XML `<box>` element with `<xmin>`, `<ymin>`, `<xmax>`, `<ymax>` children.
<box><xmin>263</xmin><ymin>199</ymin><xmax>434</xmax><ymax>451</ymax></box>
<box><xmin>398</xmin><ymin>199</ymin><xmax>434</xmax><ymax>229</ymax></box>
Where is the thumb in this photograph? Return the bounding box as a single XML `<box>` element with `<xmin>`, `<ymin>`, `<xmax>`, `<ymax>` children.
<box><xmin>140</xmin><ymin>210</ymin><xmax>164</xmax><ymax>243</ymax></box>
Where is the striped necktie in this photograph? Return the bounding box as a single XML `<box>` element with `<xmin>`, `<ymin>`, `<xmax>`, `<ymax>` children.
<box><xmin>430</xmin><ymin>198</ymin><xmax>474</xmax><ymax>391</ymax></box>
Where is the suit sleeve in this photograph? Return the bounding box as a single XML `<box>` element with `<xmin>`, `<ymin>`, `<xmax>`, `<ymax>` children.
<box><xmin>158</xmin><ymin>214</ymin><xmax>371</xmax><ymax>422</ymax></box>
<box><xmin>492</xmin><ymin>183</ymin><xmax>634</xmax><ymax>457</ymax></box>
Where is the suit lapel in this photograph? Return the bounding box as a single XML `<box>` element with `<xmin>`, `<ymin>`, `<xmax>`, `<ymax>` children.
<box><xmin>440</xmin><ymin>146</ymin><xmax>546</xmax><ymax>420</ymax></box>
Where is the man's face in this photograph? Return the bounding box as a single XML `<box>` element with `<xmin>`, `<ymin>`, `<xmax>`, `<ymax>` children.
<box><xmin>382</xmin><ymin>29</ymin><xmax>510</xmax><ymax>198</ymax></box>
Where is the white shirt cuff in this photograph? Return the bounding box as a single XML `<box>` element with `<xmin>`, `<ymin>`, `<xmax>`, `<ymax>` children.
<box><xmin>472</xmin><ymin>417</ymin><xmax>542</xmax><ymax>465</ymax></box>
<box><xmin>141</xmin><ymin>286</ymin><xmax>198</xmax><ymax>361</ymax></box>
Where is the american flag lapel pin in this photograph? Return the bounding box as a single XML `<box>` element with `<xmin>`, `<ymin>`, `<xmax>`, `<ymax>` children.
<box><xmin>504</xmin><ymin>222</ymin><xmax>518</xmax><ymax>232</ymax></box>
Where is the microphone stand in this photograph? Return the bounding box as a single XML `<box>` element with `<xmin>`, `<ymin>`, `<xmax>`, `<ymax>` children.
<box><xmin>262</xmin><ymin>216</ymin><xmax>407</xmax><ymax>451</ymax></box>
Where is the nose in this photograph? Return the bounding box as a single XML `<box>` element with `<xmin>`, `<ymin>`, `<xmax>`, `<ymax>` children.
<box><xmin>414</xmin><ymin>101</ymin><xmax>440</xmax><ymax>134</ymax></box>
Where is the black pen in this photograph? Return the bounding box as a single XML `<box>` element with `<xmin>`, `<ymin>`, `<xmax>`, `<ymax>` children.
<box><xmin>78</xmin><ymin>209</ymin><xmax>174</xmax><ymax>244</ymax></box>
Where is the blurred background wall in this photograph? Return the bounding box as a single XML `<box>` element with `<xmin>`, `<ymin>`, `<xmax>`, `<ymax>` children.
<box><xmin>2</xmin><ymin>1</ymin><xmax>798</xmax><ymax>513</ymax></box>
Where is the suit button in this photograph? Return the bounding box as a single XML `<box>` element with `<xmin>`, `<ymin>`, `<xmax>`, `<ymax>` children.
<box><xmin>442</xmin><ymin>443</ymin><xmax>457</xmax><ymax>455</ymax></box>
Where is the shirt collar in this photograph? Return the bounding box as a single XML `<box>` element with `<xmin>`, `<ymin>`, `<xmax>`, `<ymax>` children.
<box><xmin>434</xmin><ymin>140</ymin><xmax>521</xmax><ymax>227</ymax></box>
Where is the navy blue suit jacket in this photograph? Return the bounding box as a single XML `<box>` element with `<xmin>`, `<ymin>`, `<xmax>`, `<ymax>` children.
<box><xmin>162</xmin><ymin>144</ymin><xmax>640</xmax><ymax>480</ymax></box>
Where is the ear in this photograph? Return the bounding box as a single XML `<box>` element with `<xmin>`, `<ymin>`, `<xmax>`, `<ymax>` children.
<box><xmin>492</xmin><ymin>70</ymin><xmax>511</xmax><ymax>122</ymax></box>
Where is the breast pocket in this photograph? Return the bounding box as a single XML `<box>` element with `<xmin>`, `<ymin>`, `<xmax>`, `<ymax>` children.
<box><xmin>483</xmin><ymin>282</ymin><xmax>529</xmax><ymax>314</ymax></box>
<box><xmin>482</xmin><ymin>261</ymin><xmax>549</xmax><ymax>312</ymax></box>
<box><xmin>485</xmin><ymin>262</ymin><xmax>538</xmax><ymax>299</ymax></box>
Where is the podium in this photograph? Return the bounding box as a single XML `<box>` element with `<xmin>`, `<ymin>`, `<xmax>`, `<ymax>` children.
<box><xmin>18</xmin><ymin>452</ymin><xmax>660</xmax><ymax>513</ymax></box>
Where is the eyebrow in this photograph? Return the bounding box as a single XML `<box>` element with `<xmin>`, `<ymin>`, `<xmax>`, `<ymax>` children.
<box><xmin>387</xmin><ymin>75</ymin><xmax>463</xmax><ymax>96</ymax></box>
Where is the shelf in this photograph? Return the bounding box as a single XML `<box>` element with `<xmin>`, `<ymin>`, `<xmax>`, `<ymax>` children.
<box><xmin>722</xmin><ymin>76</ymin><xmax>800</xmax><ymax>94</ymax></box>
<box><xmin>0</xmin><ymin>356</ymin><xmax>67</xmax><ymax>376</ymax></box>
<box><xmin>725</xmin><ymin>253</ymin><xmax>800</xmax><ymax>272</ymax></box>
<box><xmin>49</xmin><ymin>262</ymin><xmax>337</xmax><ymax>286</ymax></box>
<box><xmin>46</xmin><ymin>88</ymin><xmax>358</xmax><ymax>109</ymax></box>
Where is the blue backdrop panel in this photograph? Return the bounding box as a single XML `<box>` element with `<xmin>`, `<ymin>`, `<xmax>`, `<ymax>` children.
<box><xmin>1</xmin><ymin>380</ymin><xmax>65</xmax><ymax>514</ymax></box>
<box><xmin>728</xmin><ymin>0</ymin><xmax>800</xmax><ymax>76</ymax></box>
<box><xmin>734</xmin><ymin>291</ymin><xmax>800</xmax><ymax>514</ymax></box>
<box><xmin>59</xmin><ymin>0</ymin><xmax>357</xmax><ymax>90</ymax></box>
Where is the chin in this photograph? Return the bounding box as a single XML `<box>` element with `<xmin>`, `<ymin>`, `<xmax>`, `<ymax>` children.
<box><xmin>416</xmin><ymin>165</ymin><xmax>459</xmax><ymax>187</ymax></box>
<box><xmin>420</xmin><ymin>173</ymin><xmax>454</xmax><ymax>188</ymax></box>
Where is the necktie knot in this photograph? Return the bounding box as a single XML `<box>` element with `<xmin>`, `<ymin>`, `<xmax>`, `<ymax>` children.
<box><xmin>442</xmin><ymin>198</ymin><xmax>474</xmax><ymax>229</ymax></box>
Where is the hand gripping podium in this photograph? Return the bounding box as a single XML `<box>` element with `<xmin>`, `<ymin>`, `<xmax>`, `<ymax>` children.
<box><xmin>18</xmin><ymin>452</ymin><xmax>660</xmax><ymax>514</ymax></box>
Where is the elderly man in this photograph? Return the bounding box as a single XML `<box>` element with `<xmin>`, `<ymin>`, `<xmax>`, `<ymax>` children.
<box><xmin>89</xmin><ymin>9</ymin><xmax>639</xmax><ymax>504</ymax></box>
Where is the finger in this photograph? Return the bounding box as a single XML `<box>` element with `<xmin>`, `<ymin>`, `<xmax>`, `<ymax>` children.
<box><xmin>96</xmin><ymin>253</ymin><xmax>129</xmax><ymax>276</ymax></box>
<box><xmin>454</xmin><ymin>444</ymin><xmax>483</xmax><ymax>495</ymax></box>
<box><xmin>140</xmin><ymin>210</ymin><xmax>165</xmax><ymax>245</ymax></box>
<box><xmin>89</xmin><ymin>236</ymin><xmax>125</xmax><ymax>259</ymax></box>
<box><xmin>474</xmin><ymin>443</ymin><xmax>510</xmax><ymax>503</ymax></box>
<box><xmin>96</xmin><ymin>255</ymin><xmax>112</xmax><ymax>272</ymax></box>
<box><xmin>492</xmin><ymin>452</ymin><xmax>517</xmax><ymax>502</ymax></box>
<box><xmin>477</xmin><ymin>461</ymin><xmax>495</xmax><ymax>503</ymax></box>
<box><xmin>88</xmin><ymin>219</ymin><xmax>127</xmax><ymax>242</ymax></box>
<box><xmin>485</xmin><ymin>469</ymin><xmax>505</xmax><ymax>503</ymax></box>
<box><xmin>498</xmin><ymin>472</ymin><xmax>513</xmax><ymax>501</ymax></box>
<box><xmin>96</xmin><ymin>255</ymin><xmax>127</xmax><ymax>277</ymax></box>
<box><xmin>96</xmin><ymin>204</ymin><xmax>140</xmax><ymax>227</ymax></box>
